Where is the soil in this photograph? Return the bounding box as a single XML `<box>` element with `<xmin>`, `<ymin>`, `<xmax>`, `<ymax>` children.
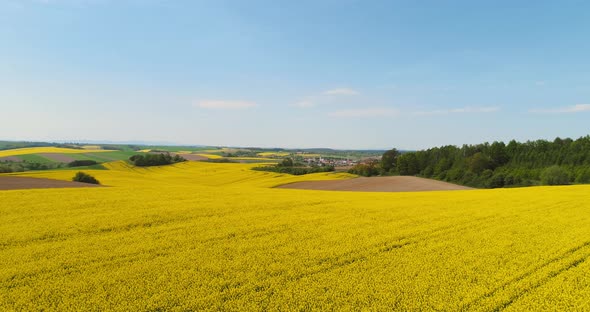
<box><xmin>0</xmin><ymin>156</ymin><xmax>22</xmax><ymax>162</ymax></box>
<box><xmin>276</xmin><ymin>176</ymin><xmax>473</xmax><ymax>192</ymax></box>
<box><xmin>178</xmin><ymin>154</ymin><xmax>209</xmax><ymax>161</ymax></box>
<box><xmin>38</xmin><ymin>153</ymin><xmax>76</xmax><ymax>163</ymax></box>
<box><xmin>0</xmin><ymin>176</ymin><xmax>103</xmax><ymax>190</ymax></box>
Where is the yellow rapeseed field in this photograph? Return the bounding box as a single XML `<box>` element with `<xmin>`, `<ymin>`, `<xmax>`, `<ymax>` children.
<box><xmin>81</xmin><ymin>145</ymin><xmax>102</xmax><ymax>150</ymax></box>
<box><xmin>0</xmin><ymin>147</ymin><xmax>113</xmax><ymax>157</ymax></box>
<box><xmin>229</xmin><ymin>157</ymin><xmax>276</xmax><ymax>161</ymax></box>
<box><xmin>10</xmin><ymin>161</ymin><xmax>353</xmax><ymax>188</ymax></box>
<box><xmin>2</xmin><ymin>161</ymin><xmax>590</xmax><ymax>310</ymax></box>
<box><xmin>257</xmin><ymin>152</ymin><xmax>290</xmax><ymax>157</ymax></box>
<box><xmin>196</xmin><ymin>153</ymin><xmax>224</xmax><ymax>159</ymax></box>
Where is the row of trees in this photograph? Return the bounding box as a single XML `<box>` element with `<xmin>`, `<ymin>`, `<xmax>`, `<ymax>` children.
<box><xmin>67</xmin><ymin>160</ymin><xmax>99</xmax><ymax>167</ymax></box>
<box><xmin>348</xmin><ymin>160</ymin><xmax>381</xmax><ymax>177</ymax></box>
<box><xmin>223</xmin><ymin>150</ymin><xmax>258</xmax><ymax>157</ymax></box>
<box><xmin>0</xmin><ymin>161</ymin><xmax>66</xmax><ymax>173</ymax></box>
<box><xmin>253</xmin><ymin>158</ymin><xmax>335</xmax><ymax>175</ymax></box>
<box><xmin>360</xmin><ymin>136</ymin><xmax>590</xmax><ymax>188</ymax></box>
<box><xmin>0</xmin><ymin>159</ymin><xmax>103</xmax><ymax>173</ymax></box>
<box><xmin>129</xmin><ymin>153</ymin><xmax>186</xmax><ymax>167</ymax></box>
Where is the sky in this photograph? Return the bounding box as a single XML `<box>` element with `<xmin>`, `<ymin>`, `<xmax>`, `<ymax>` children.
<box><xmin>1</xmin><ymin>0</ymin><xmax>589</xmax><ymax>150</ymax></box>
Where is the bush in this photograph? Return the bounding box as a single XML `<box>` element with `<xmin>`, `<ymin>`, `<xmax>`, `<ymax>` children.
<box><xmin>541</xmin><ymin>166</ymin><xmax>570</xmax><ymax>185</ymax></box>
<box><xmin>72</xmin><ymin>171</ymin><xmax>100</xmax><ymax>184</ymax></box>
<box><xmin>348</xmin><ymin>160</ymin><xmax>380</xmax><ymax>177</ymax></box>
<box><xmin>68</xmin><ymin>160</ymin><xmax>98</xmax><ymax>167</ymax></box>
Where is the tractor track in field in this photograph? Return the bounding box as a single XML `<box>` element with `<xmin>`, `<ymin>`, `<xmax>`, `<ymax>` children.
<box><xmin>462</xmin><ymin>240</ymin><xmax>590</xmax><ymax>311</ymax></box>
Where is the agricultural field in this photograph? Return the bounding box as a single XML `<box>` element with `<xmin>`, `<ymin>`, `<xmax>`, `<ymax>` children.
<box><xmin>278</xmin><ymin>175</ymin><xmax>473</xmax><ymax>192</ymax></box>
<box><xmin>0</xmin><ymin>147</ymin><xmax>138</xmax><ymax>162</ymax></box>
<box><xmin>15</xmin><ymin>153</ymin><xmax>56</xmax><ymax>164</ymax></box>
<box><xmin>257</xmin><ymin>152</ymin><xmax>290</xmax><ymax>157</ymax></box>
<box><xmin>0</xmin><ymin>147</ymin><xmax>114</xmax><ymax>157</ymax></box>
<box><xmin>294</xmin><ymin>153</ymin><xmax>322</xmax><ymax>158</ymax></box>
<box><xmin>196</xmin><ymin>153</ymin><xmax>224</xmax><ymax>159</ymax></box>
<box><xmin>139</xmin><ymin>146</ymin><xmax>218</xmax><ymax>153</ymax></box>
<box><xmin>225</xmin><ymin>157</ymin><xmax>278</xmax><ymax>163</ymax></box>
<box><xmin>2</xmin><ymin>161</ymin><xmax>590</xmax><ymax>310</ymax></box>
<box><xmin>0</xmin><ymin>145</ymin><xmax>287</xmax><ymax>173</ymax></box>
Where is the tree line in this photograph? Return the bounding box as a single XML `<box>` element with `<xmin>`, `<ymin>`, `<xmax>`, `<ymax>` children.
<box><xmin>253</xmin><ymin>158</ymin><xmax>335</xmax><ymax>175</ymax></box>
<box><xmin>350</xmin><ymin>136</ymin><xmax>590</xmax><ymax>188</ymax></box>
<box><xmin>129</xmin><ymin>153</ymin><xmax>186</xmax><ymax>167</ymax></box>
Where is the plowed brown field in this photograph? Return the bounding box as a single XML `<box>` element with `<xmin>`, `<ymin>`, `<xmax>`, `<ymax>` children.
<box><xmin>276</xmin><ymin>176</ymin><xmax>472</xmax><ymax>192</ymax></box>
<box><xmin>0</xmin><ymin>176</ymin><xmax>102</xmax><ymax>190</ymax></box>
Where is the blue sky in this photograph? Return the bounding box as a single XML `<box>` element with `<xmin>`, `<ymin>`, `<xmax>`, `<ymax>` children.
<box><xmin>1</xmin><ymin>0</ymin><xmax>589</xmax><ymax>150</ymax></box>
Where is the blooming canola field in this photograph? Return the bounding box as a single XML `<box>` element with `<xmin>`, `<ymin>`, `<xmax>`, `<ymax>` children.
<box><xmin>2</xmin><ymin>161</ymin><xmax>590</xmax><ymax>310</ymax></box>
<box><xmin>0</xmin><ymin>147</ymin><xmax>115</xmax><ymax>158</ymax></box>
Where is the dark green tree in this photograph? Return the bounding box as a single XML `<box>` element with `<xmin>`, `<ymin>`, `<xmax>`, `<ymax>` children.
<box><xmin>348</xmin><ymin>160</ymin><xmax>380</xmax><ymax>177</ymax></box>
<box><xmin>278</xmin><ymin>158</ymin><xmax>294</xmax><ymax>167</ymax></box>
<box><xmin>397</xmin><ymin>153</ymin><xmax>419</xmax><ymax>175</ymax></box>
<box><xmin>380</xmin><ymin>148</ymin><xmax>399</xmax><ymax>173</ymax></box>
<box><xmin>488</xmin><ymin>141</ymin><xmax>509</xmax><ymax>168</ymax></box>
<box><xmin>541</xmin><ymin>166</ymin><xmax>569</xmax><ymax>185</ymax></box>
<box><xmin>468</xmin><ymin>152</ymin><xmax>491</xmax><ymax>174</ymax></box>
<box><xmin>379</xmin><ymin>135</ymin><xmax>590</xmax><ymax>188</ymax></box>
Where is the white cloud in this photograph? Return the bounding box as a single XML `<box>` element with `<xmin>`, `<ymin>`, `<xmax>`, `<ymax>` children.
<box><xmin>450</xmin><ymin>107</ymin><xmax>499</xmax><ymax>113</ymax></box>
<box><xmin>293</xmin><ymin>87</ymin><xmax>360</xmax><ymax>109</ymax></box>
<box><xmin>196</xmin><ymin>100</ymin><xmax>257</xmax><ymax>110</ymax></box>
<box><xmin>293</xmin><ymin>99</ymin><xmax>315</xmax><ymax>108</ymax></box>
<box><xmin>413</xmin><ymin>106</ymin><xmax>500</xmax><ymax>116</ymax></box>
<box><xmin>329</xmin><ymin>108</ymin><xmax>399</xmax><ymax>118</ymax></box>
<box><xmin>530</xmin><ymin>104</ymin><xmax>590</xmax><ymax>114</ymax></box>
<box><xmin>567</xmin><ymin>104</ymin><xmax>590</xmax><ymax>112</ymax></box>
<box><xmin>323</xmin><ymin>88</ymin><xmax>360</xmax><ymax>96</ymax></box>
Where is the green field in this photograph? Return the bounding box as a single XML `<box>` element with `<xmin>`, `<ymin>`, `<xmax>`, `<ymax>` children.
<box><xmin>16</xmin><ymin>154</ymin><xmax>54</xmax><ymax>163</ymax></box>
<box><xmin>69</xmin><ymin>151</ymin><xmax>141</xmax><ymax>162</ymax></box>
